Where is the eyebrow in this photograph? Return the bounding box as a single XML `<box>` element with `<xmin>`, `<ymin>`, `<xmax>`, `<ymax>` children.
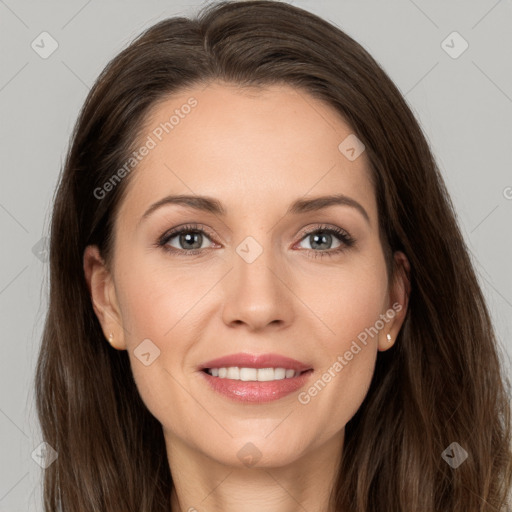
<box><xmin>139</xmin><ymin>193</ymin><xmax>370</xmax><ymax>225</ymax></box>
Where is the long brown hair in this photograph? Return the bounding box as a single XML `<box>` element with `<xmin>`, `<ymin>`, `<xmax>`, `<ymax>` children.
<box><xmin>34</xmin><ymin>1</ymin><xmax>512</xmax><ymax>510</ymax></box>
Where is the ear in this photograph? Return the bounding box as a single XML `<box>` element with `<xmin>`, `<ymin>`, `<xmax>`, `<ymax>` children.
<box><xmin>83</xmin><ymin>245</ymin><xmax>127</xmax><ymax>350</ymax></box>
<box><xmin>378</xmin><ymin>250</ymin><xmax>411</xmax><ymax>351</ymax></box>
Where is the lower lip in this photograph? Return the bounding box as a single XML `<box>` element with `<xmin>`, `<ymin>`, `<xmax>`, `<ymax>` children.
<box><xmin>199</xmin><ymin>369</ymin><xmax>314</xmax><ymax>403</ymax></box>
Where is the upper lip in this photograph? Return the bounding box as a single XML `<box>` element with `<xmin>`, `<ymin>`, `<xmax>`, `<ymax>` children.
<box><xmin>199</xmin><ymin>352</ymin><xmax>313</xmax><ymax>372</ymax></box>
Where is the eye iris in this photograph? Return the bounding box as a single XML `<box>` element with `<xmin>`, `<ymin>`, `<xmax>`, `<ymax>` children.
<box><xmin>310</xmin><ymin>231</ymin><xmax>332</xmax><ymax>250</ymax></box>
<box><xmin>180</xmin><ymin>232</ymin><xmax>202</xmax><ymax>250</ymax></box>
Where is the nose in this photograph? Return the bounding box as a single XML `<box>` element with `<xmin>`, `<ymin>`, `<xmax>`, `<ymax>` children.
<box><xmin>221</xmin><ymin>240</ymin><xmax>295</xmax><ymax>332</ymax></box>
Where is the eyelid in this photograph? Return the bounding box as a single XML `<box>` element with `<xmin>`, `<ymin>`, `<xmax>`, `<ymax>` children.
<box><xmin>157</xmin><ymin>223</ymin><xmax>218</xmax><ymax>246</ymax></box>
<box><xmin>296</xmin><ymin>223</ymin><xmax>352</xmax><ymax>240</ymax></box>
<box><xmin>159</xmin><ymin>224</ymin><xmax>348</xmax><ymax>244</ymax></box>
<box><xmin>157</xmin><ymin>222</ymin><xmax>356</xmax><ymax>257</ymax></box>
<box><xmin>292</xmin><ymin>224</ymin><xmax>355</xmax><ymax>250</ymax></box>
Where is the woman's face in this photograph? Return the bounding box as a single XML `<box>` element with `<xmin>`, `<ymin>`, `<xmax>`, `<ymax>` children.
<box><xmin>85</xmin><ymin>81</ymin><xmax>409</xmax><ymax>469</ymax></box>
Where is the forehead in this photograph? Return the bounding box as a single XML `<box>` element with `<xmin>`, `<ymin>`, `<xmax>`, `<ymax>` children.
<box><xmin>118</xmin><ymin>81</ymin><xmax>376</xmax><ymax>226</ymax></box>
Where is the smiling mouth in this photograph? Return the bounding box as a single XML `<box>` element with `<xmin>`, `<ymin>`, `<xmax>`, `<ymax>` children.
<box><xmin>202</xmin><ymin>367</ymin><xmax>313</xmax><ymax>381</ymax></box>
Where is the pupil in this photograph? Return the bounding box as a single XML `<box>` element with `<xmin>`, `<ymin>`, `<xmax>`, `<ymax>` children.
<box><xmin>180</xmin><ymin>232</ymin><xmax>202</xmax><ymax>250</ymax></box>
<box><xmin>311</xmin><ymin>232</ymin><xmax>331</xmax><ymax>250</ymax></box>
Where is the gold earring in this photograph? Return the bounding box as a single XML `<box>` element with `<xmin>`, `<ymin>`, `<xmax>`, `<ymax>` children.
<box><xmin>108</xmin><ymin>332</ymin><xmax>114</xmax><ymax>345</ymax></box>
<box><xmin>386</xmin><ymin>333</ymin><xmax>392</xmax><ymax>342</ymax></box>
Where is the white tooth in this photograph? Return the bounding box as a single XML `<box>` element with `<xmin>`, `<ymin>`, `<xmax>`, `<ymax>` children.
<box><xmin>257</xmin><ymin>368</ymin><xmax>275</xmax><ymax>382</ymax></box>
<box><xmin>227</xmin><ymin>367</ymin><xmax>239</xmax><ymax>379</ymax></box>
<box><xmin>208</xmin><ymin>367</ymin><xmax>301</xmax><ymax>380</ymax></box>
<box><xmin>239</xmin><ymin>367</ymin><xmax>258</xmax><ymax>381</ymax></box>
<box><xmin>274</xmin><ymin>368</ymin><xmax>286</xmax><ymax>380</ymax></box>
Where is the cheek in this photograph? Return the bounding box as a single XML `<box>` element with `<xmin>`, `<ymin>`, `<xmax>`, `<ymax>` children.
<box><xmin>299</xmin><ymin>255</ymin><xmax>389</xmax><ymax>346</ymax></box>
<box><xmin>117</xmin><ymin>271</ymin><xmax>194</xmax><ymax>432</ymax></box>
<box><xmin>333</xmin><ymin>283</ymin><xmax>387</xmax><ymax>343</ymax></box>
<box><xmin>297</xmin><ymin>255</ymin><xmax>387</xmax><ymax>427</ymax></box>
<box><xmin>115</xmin><ymin>252</ymin><xmax>210</xmax><ymax>341</ymax></box>
<box><xmin>113</xmin><ymin>257</ymin><xmax>209</xmax><ymax>423</ymax></box>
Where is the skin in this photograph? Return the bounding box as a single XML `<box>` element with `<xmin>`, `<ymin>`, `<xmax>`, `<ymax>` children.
<box><xmin>84</xmin><ymin>81</ymin><xmax>410</xmax><ymax>512</ymax></box>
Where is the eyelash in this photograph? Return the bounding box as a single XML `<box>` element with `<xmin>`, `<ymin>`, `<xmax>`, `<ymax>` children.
<box><xmin>155</xmin><ymin>223</ymin><xmax>356</xmax><ymax>259</ymax></box>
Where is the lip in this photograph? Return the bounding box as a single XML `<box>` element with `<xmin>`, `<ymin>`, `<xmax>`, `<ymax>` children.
<box><xmin>198</xmin><ymin>352</ymin><xmax>314</xmax><ymax>403</ymax></box>
<box><xmin>199</xmin><ymin>352</ymin><xmax>312</xmax><ymax>373</ymax></box>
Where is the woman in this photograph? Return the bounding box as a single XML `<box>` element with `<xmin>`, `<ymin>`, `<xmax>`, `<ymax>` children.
<box><xmin>34</xmin><ymin>0</ymin><xmax>512</xmax><ymax>510</ymax></box>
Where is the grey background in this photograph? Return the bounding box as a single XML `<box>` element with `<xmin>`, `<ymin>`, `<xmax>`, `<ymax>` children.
<box><xmin>1</xmin><ymin>0</ymin><xmax>511</xmax><ymax>509</ymax></box>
